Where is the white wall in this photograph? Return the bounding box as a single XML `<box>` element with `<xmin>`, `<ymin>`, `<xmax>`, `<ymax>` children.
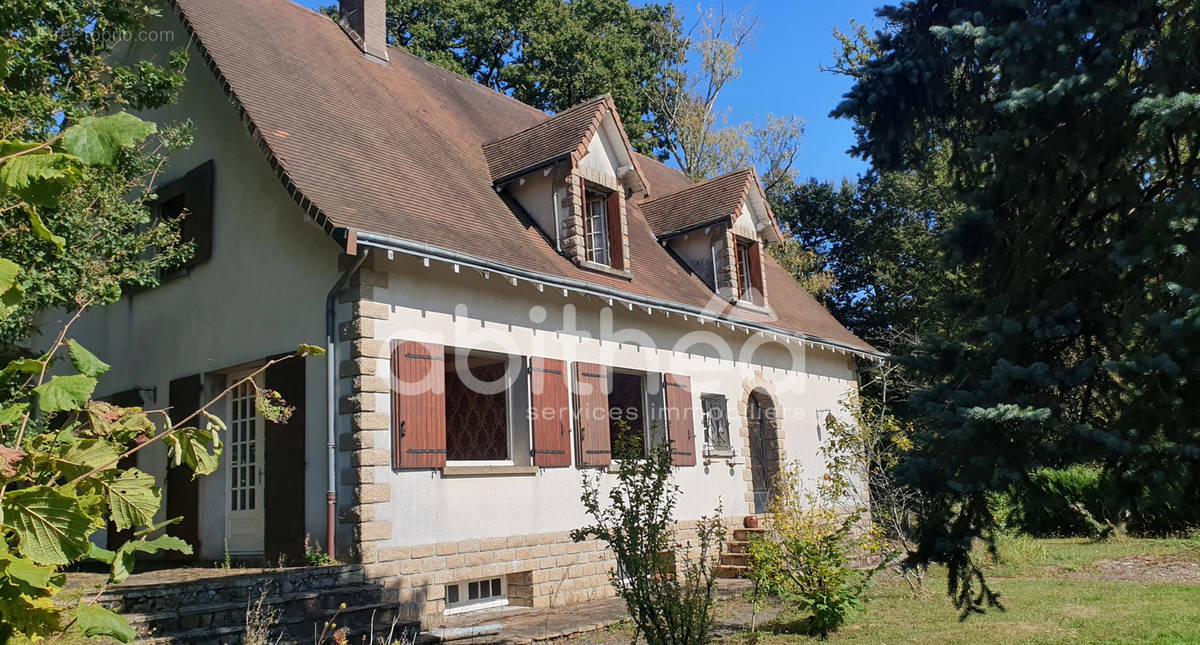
<box><xmin>349</xmin><ymin>253</ymin><xmax>858</xmax><ymax>548</ymax></box>
<box><xmin>577</xmin><ymin>118</ymin><xmax>621</xmax><ymax>178</ymax></box>
<box><xmin>732</xmin><ymin>204</ymin><xmax>757</xmax><ymax>239</ymax></box>
<box><xmin>668</xmin><ymin>228</ymin><xmax>723</xmax><ymax>289</ymax></box>
<box><xmin>507</xmin><ymin>167</ymin><xmax>561</xmax><ymax>246</ymax></box>
<box><xmin>67</xmin><ymin>12</ymin><xmax>343</xmax><ymax>559</ymax></box>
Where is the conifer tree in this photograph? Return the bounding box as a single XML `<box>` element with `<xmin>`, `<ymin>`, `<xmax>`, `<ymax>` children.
<box><xmin>834</xmin><ymin>0</ymin><xmax>1200</xmax><ymax>614</ymax></box>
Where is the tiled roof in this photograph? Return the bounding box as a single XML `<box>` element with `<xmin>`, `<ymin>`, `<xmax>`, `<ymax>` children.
<box><xmin>170</xmin><ymin>0</ymin><xmax>876</xmax><ymax>355</ymax></box>
<box><xmin>482</xmin><ymin>96</ymin><xmax>605</xmax><ymax>183</ymax></box>
<box><xmin>640</xmin><ymin>169</ymin><xmax>754</xmax><ymax>237</ymax></box>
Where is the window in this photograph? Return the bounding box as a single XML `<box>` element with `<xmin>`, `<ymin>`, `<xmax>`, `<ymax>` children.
<box><xmin>445</xmin><ymin>576</ymin><xmax>507</xmax><ymax>614</ymax></box>
<box><xmin>700</xmin><ymin>394</ymin><xmax>730</xmax><ymax>453</ymax></box>
<box><xmin>608</xmin><ymin>371</ymin><xmax>647</xmax><ymax>453</ymax></box>
<box><xmin>579</xmin><ymin>178</ymin><xmax>625</xmax><ymax>270</ymax></box>
<box><xmin>734</xmin><ymin>238</ymin><xmax>764</xmax><ymax>304</ymax></box>
<box><xmin>584</xmin><ymin>189</ymin><xmax>611</xmax><ymax>265</ymax></box>
<box><xmin>153</xmin><ymin>160</ymin><xmax>214</xmax><ymax>278</ymax></box>
<box><xmin>443</xmin><ymin>350</ymin><xmax>527</xmax><ymax>464</ymax></box>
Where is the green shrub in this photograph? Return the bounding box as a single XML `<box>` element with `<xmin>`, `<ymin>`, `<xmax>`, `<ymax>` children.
<box><xmin>572</xmin><ymin>435</ymin><xmax>726</xmax><ymax>645</ymax></box>
<box><xmin>1007</xmin><ymin>466</ymin><xmax>1112</xmax><ymax>537</ymax></box>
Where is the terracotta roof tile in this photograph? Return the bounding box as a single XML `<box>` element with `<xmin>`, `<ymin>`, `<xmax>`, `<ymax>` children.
<box><xmin>170</xmin><ymin>0</ymin><xmax>875</xmax><ymax>354</ymax></box>
<box><xmin>482</xmin><ymin>96</ymin><xmax>606</xmax><ymax>183</ymax></box>
<box><xmin>639</xmin><ymin>169</ymin><xmax>753</xmax><ymax>237</ymax></box>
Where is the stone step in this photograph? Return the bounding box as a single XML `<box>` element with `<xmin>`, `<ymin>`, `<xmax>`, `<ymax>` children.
<box><xmin>731</xmin><ymin>528</ymin><xmax>766</xmax><ymax>542</ymax></box>
<box><xmin>123</xmin><ymin>584</ymin><xmax>389</xmax><ymax>637</ymax></box>
<box><xmin>720</xmin><ymin>552</ymin><xmax>749</xmax><ymax>567</ymax></box>
<box><xmin>725</xmin><ymin>540</ymin><xmax>752</xmax><ymax>554</ymax></box>
<box><xmin>100</xmin><ymin>565</ymin><xmax>366</xmax><ymax>614</ymax></box>
<box><xmin>130</xmin><ymin>594</ymin><xmax>413</xmax><ymax>645</ymax></box>
<box><xmin>716</xmin><ymin>564</ymin><xmax>748</xmax><ymax>579</ymax></box>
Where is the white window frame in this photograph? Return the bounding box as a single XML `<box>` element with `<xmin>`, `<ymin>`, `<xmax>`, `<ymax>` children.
<box><xmin>444</xmin><ymin>576</ymin><xmax>508</xmax><ymax>615</ymax></box>
<box><xmin>584</xmin><ymin>190</ymin><xmax>611</xmax><ymax>266</ymax></box>
<box><xmin>736</xmin><ymin>240</ymin><xmax>755</xmax><ymax>302</ymax></box>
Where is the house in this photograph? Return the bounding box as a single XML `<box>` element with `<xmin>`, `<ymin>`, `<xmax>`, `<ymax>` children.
<box><xmin>73</xmin><ymin>0</ymin><xmax>881</xmax><ymax>625</ymax></box>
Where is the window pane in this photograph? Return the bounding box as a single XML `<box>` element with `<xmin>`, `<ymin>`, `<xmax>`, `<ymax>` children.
<box><xmin>445</xmin><ymin>352</ymin><xmax>510</xmax><ymax>461</ymax></box>
<box><xmin>447</xmin><ymin>585</ymin><xmax>459</xmax><ymax>604</ymax></box>
<box><xmin>468</xmin><ymin>581</ymin><xmax>479</xmax><ymax>600</ymax></box>
<box><xmin>609</xmin><ymin>372</ymin><xmax>646</xmax><ymax>453</ymax></box>
<box><xmin>585</xmin><ymin>193</ymin><xmax>610</xmax><ymax>265</ymax></box>
<box><xmin>491</xmin><ymin>578</ymin><xmax>502</xmax><ymax>597</ymax></box>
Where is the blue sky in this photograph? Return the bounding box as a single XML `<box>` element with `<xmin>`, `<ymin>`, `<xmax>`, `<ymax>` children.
<box><xmin>295</xmin><ymin>0</ymin><xmax>881</xmax><ymax>183</ymax></box>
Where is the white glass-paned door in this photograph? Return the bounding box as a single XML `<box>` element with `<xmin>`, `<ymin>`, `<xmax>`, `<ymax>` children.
<box><xmin>226</xmin><ymin>375</ymin><xmax>265</xmax><ymax>554</ymax></box>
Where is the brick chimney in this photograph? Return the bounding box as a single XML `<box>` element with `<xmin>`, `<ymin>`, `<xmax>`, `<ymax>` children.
<box><xmin>338</xmin><ymin>0</ymin><xmax>388</xmax><ymax>63</ymax></box>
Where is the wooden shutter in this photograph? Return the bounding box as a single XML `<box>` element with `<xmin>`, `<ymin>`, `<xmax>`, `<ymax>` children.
<box><xmin>167</xmin><ymin>375</ymin><xmax>203</xmax><ymax>558</ymax></box>
<box><xmin>664</xmin><ymin>374</ymin><xmax>697</xmax><ymax>466</ymax></box>
<box><xmin>390</xmin><ymin>340</ymin><xmax>447</xmax><ymax>469</ymax></box>
<box><xmin>606</xmin><ymin>190</ymin><xmax>623</xmax><ymax>269</ymax></box>
<box><xmin>157</xmin><ymin>160</ymin><xmax>214</xmax><ymax>268</ymax></box>
<box><xmin>264</xmin><ymin>358</ymin><xmax>306</xmax><ymax>563</ymax></box>
<box><xmin>573</xmin><ymin>362</ymin><xmax>611</xmax><ymax>467</ymax></box>
<box><xmin>530</xmin><ymin>357</ymin><xmax>571</xmax><ymax>467</ymax></box>
<box><xmin>183</xmin><ymin>161</ymin><xmax>214</xmax><ymax>265</ymax></box>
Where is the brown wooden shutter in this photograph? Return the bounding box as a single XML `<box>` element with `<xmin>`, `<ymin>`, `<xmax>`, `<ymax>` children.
<box><xmin>664</xmin><ymin>373</ymin><xmax>697</xmax><ymax>466</ymax></box>
<box><xmin>390</xmin><ymin>340</ymin><xmax>447</xmax><ymax>469</ymax></box>
<box><xmin>573</xmin><ymin>362</ymin><xmax>611</xmax><ymax>467</ymax></box>
<box><xmin>166</xmin><ymin>375</ymin><xmax>203</xmax><ymax>559</ymax></box>
<box><xmin>264</xmin><ymin>358</ymin><xmax>306</xmax><ymax>563</ymax></box>
<box><xmin>606</xmin><ymin>190</ymin><xmax>623</xmax><ymax>269</ymax></box>
<box><xmin>748</xmin><ymin>242</ymin><xmax>764</xmax><ymax>304</ymax></box>
<box><xmin>183</xmin><ymin>160</ymin><xmax>214</xmax><ymax>265</ymax></box>
<box><xmin>530</xmin><ymin>357</ymin><xmax>571</xmax><ymax>467</ymax></box>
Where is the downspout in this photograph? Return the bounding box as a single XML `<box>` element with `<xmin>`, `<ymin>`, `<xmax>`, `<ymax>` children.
<box><xmin>325</xmin><ymin>247</ymin><xmax>369</xmax><ymax>558</ymax></box>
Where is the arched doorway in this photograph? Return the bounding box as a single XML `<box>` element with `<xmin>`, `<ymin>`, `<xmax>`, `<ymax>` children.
<box><xmin>747</xmin><ymin>390</ymin><xmax>781</xmax><ymax>514</ymax></box>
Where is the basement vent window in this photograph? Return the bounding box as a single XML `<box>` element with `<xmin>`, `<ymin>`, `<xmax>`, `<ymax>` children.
<box><xmin>444</xmin><ymin>576</ymin><xmax>507</xmax><ymax>614</ymax></box>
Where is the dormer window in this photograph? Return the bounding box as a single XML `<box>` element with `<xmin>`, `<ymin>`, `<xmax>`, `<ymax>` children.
<box><xmin>581</xmin><ymin>181</ymin><xmax>624</xmax><ymax>270</ymax></box>
<box><xmin>734</xmin><ymin>237</ymin><xmax>764</xmax><ymax>305</ymax></box>
<box><xmin>584</xmin><ymin>188</ymin><xmax>611</xmax><ymax>265</ymax></box>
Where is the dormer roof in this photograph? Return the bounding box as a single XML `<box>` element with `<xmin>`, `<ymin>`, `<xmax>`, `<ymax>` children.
<box><xmin>640</xmin><ymin>168</ymin><xmax>782</xmax><ymax>243</ymax></box>
<box><xmin>483</xmin><ymin>95</ymin><xmax>647</xmax><ymax>192</ymax></box>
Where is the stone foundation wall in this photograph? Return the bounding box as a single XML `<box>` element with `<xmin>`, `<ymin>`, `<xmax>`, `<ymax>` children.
<box><xmin>352</xmin><ymin>518</ymin><xmax>742</xmax><ymax>627</ymax></box>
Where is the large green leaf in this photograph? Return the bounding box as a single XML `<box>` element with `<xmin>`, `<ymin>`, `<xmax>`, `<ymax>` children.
<box><xmin>0</xmin><ymin>403</ymin><xmax>27</xmax><ymax>426</ymax></box>
<box><xmin>67</xmin><ymin>340</ymin><xmax>110</xmax><ymax>378</ymax></box>
<box><xmin>102</xmin><ymin>469</ymin><xmax>160</xmax><ymax>531</ymax></box>
<box><xmin>33</xmin><ymin>373</ymin><xmax>97</xmax><ymax>413</ymax></box>
<box><xmin>3</xmin><ymin>487</ymin><xmax>93</xmax><ymax>565</ymax></box>
<box><xmin>0</xmin><ymin>151</ymin><xmax>80</xmax><ymax>206</ymax></box>
<box><xmin>170</xmin><ymin>425</ymin><xmax>223</xmax><ymax>476</ymax></box>
<box><xmin>52</xmin><ymin>439</ymin><xmax>119</xmax><ymax>480</ymax></box>
<box><xmin>27</xmin><ymin>207</ymin><xmax>65</xmax><ymax>252</ymax></box>
<box><xmin>0</xmin><ymin>552</ymin><xmax>56</xmax><ymax>593</ymax></box>
<box><xmin>0</xmin><ymin>257</ymin><xmax>21</xmax><ymax>320</ymax></box>
<box><xmin>0</xmin><ymin>258</ymin><xmax>18</xmax><ymax>295</ymax></box>
<box><xmin>60</xmin><ymin>113</ymin><xmax>157</xmax><ymax>166</ymax></box>
<box><xmin>1</xmin><ymin>357</ymin><xmax>43</xmax><ymax>379</ymax></box>
<box><xmin>75</xmin><ymin>604</ymin><xmax>135</xmax><ymax>643</ymax></box>
<box><xmin>109</xmin><ymin>534</ymin><xmax>191</xmax><ymax>584</ymax></box>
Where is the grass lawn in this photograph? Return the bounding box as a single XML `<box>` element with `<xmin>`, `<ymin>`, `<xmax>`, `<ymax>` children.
<box><xmin>596</xmin><ymin>536</ymin><xmax>1200</xmax><ymax>644</ymax></box>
